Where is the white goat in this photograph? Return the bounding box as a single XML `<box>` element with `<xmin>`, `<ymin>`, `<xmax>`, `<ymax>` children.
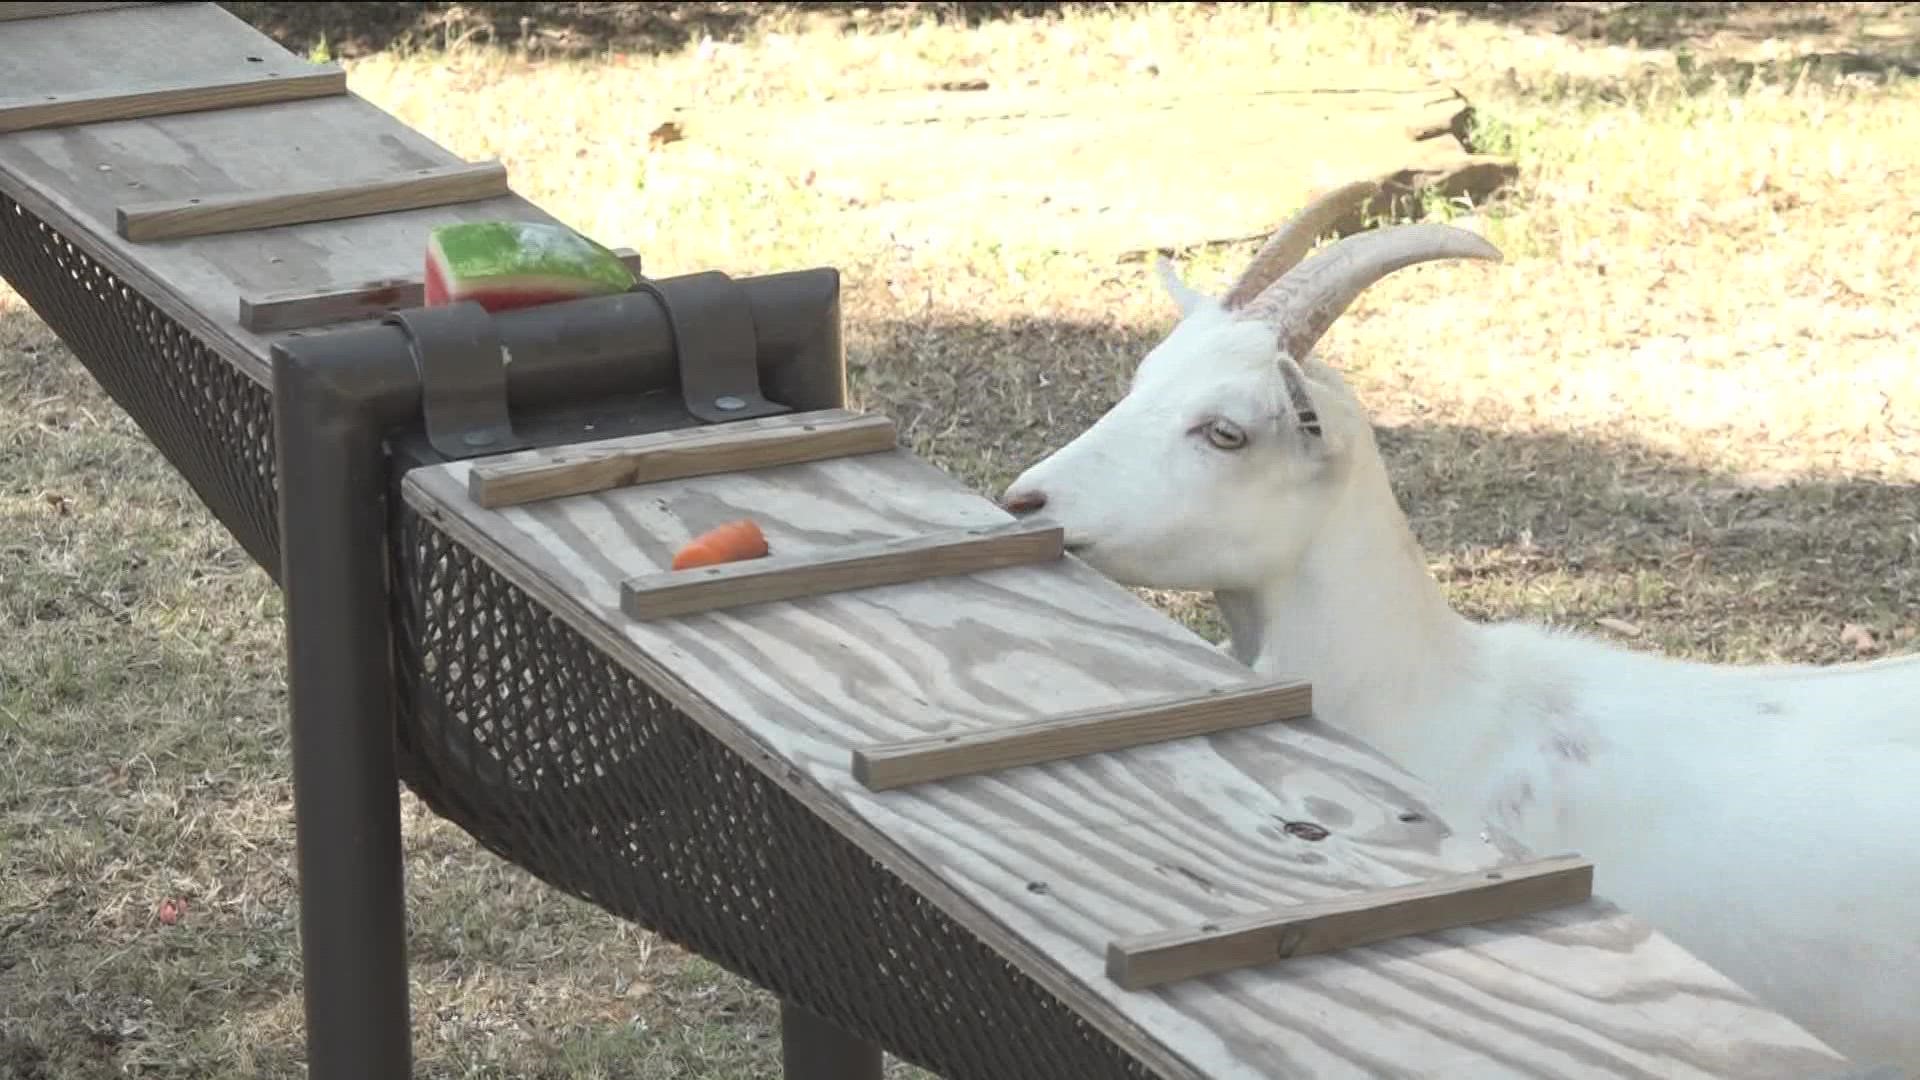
<box><xmin>999</xmin><ymin>182</ymin><xmax>1920</xmax><ymax>1071</ymax></box>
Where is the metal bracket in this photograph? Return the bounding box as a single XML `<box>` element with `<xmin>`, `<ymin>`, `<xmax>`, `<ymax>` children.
<box><xmin>386</xmin><ymin>302</ymin><xmax>531</xmax><ymax>460</ymax></box>
<box><xmin>634</xmin><ymin>271</ymin><xmax>792</xmax><ymax>425</ymax></box>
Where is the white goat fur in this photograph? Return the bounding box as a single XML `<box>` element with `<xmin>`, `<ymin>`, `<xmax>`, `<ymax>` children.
<box><xmin>1000</xmin><ymin>201</ymin><xmax>1920</xmax><ymax>1070</ymax></box>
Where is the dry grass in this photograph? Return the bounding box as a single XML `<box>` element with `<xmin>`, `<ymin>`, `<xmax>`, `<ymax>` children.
<box><xmin>3</xmin><ymin>2</ymin><xmax>1917</xmax><ymax>1077</ymax></box>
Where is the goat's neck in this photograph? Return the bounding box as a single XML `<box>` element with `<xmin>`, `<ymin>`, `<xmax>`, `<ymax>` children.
<box><xmin>1214</xmin><ymin>451</ymin><xmax>1486</xmax><ymax>774</ymax></box>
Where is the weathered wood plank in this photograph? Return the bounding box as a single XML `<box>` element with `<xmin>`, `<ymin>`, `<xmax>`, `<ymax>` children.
<box><xmin>0</xmin><ymin>3</ymin><xmax>315</xmax><ymax>99</ymax></box>
<box><xmin>853</xmin><ymin>678</ymin><xmax>1314</xmax><ymax>792</ymax></box>
<box><xmin>467</xmin><ymin>408</ymin><xmax>897</xmax><ymax>509</ymax></box>
<box><xmin>0</xmin><ymin>1</ymin><xmax>567</xmax><ymax>384</ymax></box>
<box><xmin>236</xmin><ymin>246</ymin><xmax>644</xmax><ymax>333</ymax></box>
<box><xmin>0</xmin><ymin>2</ymin><xmax>161</xmax><ymax>19</ymax></box>
<box><xmin>402</xmin><ymin>446</ymin><xmax>1852</xmax><ymax>1080</ymax></box>
<box><xmin>622</xmin><ymin>520</ymin><xmax>1064</xmax><ymax>620</ymax></box>
<box><xmin>1106</xmin><ymin>854</ymin><xmax>1595</xmax><ymax>990</ymax></box>
<box><xmin>117</xmin><ymin>160</ymin><xmax>510</xmax><ymax>242</ymax></box>
<box><xmin>0</xmin><ymin>68</ymin><xmax>346</xmax><ymax>134</ymax></box>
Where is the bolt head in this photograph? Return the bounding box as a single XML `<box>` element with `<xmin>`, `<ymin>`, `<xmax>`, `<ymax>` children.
<box><xmin>714</xmin><ymin>395</ymin><xmax>747</xmax><ymax>411</ymax></box>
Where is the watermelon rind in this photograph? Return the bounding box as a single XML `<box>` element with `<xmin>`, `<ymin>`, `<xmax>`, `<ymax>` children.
<box><xmin>427</xmin><ymin>221</ymin><xmax>635</xmax><ymax>294</ymax></box>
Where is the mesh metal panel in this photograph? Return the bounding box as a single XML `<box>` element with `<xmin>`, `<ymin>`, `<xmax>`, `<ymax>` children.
<box><xmin>389</xmin><ymin>504</ymin><xmax>1161</xmax><ymax>1080</ymax></box>
<box><xmin>0</xmin><ymin>194</ymin><xmax>282</xmax><ymax>578</ymax></box>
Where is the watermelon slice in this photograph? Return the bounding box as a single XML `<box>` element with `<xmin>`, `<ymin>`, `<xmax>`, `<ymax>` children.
<box><xmin>424</xmin><ymin>221</ymin><xmax>636</xmax><ymax>313</ymax></box>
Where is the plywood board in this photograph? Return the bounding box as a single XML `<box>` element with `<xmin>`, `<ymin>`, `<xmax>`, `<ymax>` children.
<box><xmin>0</xmin><ymin>2</ymin><xmax>317</xmax><ymax>98</ymax></box>
<box><xmin>0</xmin><ymin>1</ymin><xmax>570</xmax><ymax>385</ymax></box>
<box><xmin>403</xmin><ymin>446</ymin><xmax>1850</xmax><ymax>1080</ymax></box>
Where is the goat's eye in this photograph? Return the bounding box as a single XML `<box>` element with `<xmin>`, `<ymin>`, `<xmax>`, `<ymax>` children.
<box><xmin>1204</xmin><ymin>419</ymin><xmax>1246</xmax><ymax>450</ymax></box>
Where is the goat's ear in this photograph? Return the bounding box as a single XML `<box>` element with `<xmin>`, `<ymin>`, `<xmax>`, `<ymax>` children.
<box><xmin>1155</xmin><ymin>255</ymin><xmax>1208</xmax><ymax>317</ymax></box>
<box><xmin>1279</xmin><ymin>359</ymin><xmax>1352</xmax><ymax>462</ymax></box>
<box><xmin>1276</xmin><ymin>360</ymin><xmax>1325</xmax><ymax>443</ymax></box>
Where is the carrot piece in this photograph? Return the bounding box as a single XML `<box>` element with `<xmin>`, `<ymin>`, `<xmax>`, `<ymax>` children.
<box><xmin>671</xmin><ymin>519</ymin><xmax>770</xmax><ymax>571</ymax></box>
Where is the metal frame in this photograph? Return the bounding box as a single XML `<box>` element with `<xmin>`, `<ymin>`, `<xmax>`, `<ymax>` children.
<box><xmin>781</xmin><ymin>1002</ymin><xmax>884</xmax><ymax>1080</ymax></box>
<box><xmin>269</xmin><ymin>270</ymin><xmax>866</xmax><ymax>1079</ymax></box>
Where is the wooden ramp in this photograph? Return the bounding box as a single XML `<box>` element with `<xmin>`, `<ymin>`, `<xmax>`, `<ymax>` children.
<box><xmin>404</xmin><ymin>406</ymin><xmax>1851</xmax><ymax>1079</ymax></box>
<box><xmin>0</xmin><ymin>4</ymin><xmax>1878</xmax><ymax>1079</ymax></box>
<box><xmin>0</xmin><ymin>0</ymin><xmax>576</xmax><ymax>385</ymax></box>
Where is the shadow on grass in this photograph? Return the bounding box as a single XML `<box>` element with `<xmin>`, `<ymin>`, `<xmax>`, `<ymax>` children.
<box><xmin>216</xmin><ymin>1</ymin><xmax>1091</xmax><ymax>61</ymax></box>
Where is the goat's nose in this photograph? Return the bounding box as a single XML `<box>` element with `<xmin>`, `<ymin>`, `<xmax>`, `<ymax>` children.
<box><xmin>1000</xmin><ymin>489</ymin><xmax>1047</xmax><ymax>515</ymax></box>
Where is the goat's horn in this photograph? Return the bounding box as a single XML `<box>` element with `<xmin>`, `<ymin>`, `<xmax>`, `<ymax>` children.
<box><xmin>1221</xmin><ymin>180</ymin><xmax>1382</xmax><ymax>310</ymax></box>
<box><xmin>1242</xmin><ymin>223</ymin><xmax>1502</xmax><ymax>363</ymax></box>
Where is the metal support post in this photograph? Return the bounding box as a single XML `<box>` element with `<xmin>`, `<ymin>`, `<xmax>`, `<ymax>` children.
<box><xmin>272</xmin><ymin>341</ymin><xmax>419</xmax><ymax>1080</ymax></box>
<box><xmin>781</xmin><ymin>1000</ymin><xmax>884</xmax><ymax>1080</ymax></box>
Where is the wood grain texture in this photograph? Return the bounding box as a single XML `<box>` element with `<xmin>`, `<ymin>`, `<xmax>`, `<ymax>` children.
<box><xmin>0</xmin><ymin>68</ymin><xmax>346</xmax><ymax>134</ymax></box>
<box><xmin>0</xmin><ymin>1</ymin><xmax>568</xmax><ymax>384</ymax></box>
<box><xmin>116</xmin><ymin>160</ymin><xmax>509</xmax><ymax>242</ymax></box>
<box><xmin>622</xmin><ymin>521</ymin><xmax>1064</xmax><ymax>620</ymax></box>
<box><xmin>0</xmin><ymin>2</ymin><xmax>161</xmax><ymax>19</ymax></box>
<box><xmin>853</xmin><ymin>678</ymin><xmax>1314</xmax><ymax>791</ymax></box>
<box><xmin>236</xmin><ymin>247</ymin><xmax>643</xmax><ymax>332</ymax></box>
<box><xmin>403</xmin><ymin>445</ymin><xmax>1852</xmax><ymax>1080</ymax></box>
<box><xmin>1107</xmin><ymin>854</ymin><xmax>1595</xmax><ymax>990</ymax></box>
<box><xmin>469</xmin><ymin>409</ymin><xmax>898</xmax><ymax>509</ymax></box>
